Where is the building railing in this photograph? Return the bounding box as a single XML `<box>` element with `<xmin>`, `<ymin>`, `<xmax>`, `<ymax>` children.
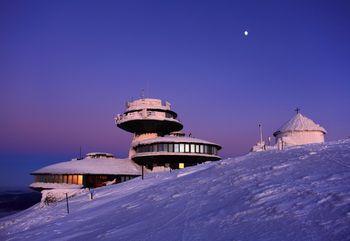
<box><xmin>115</xmin><ymin>110</ymin><xmax>179</xmax><ymax>124</ymax></box>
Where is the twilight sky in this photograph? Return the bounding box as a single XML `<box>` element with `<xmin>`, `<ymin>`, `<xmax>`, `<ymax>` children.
<box><xmin>1</xmin><ymin>0</ymin><xmax>350</xmax><ymax>187</ymax></box>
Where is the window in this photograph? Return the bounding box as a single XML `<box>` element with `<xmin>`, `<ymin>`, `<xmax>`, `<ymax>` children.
<box><xmin>73</xmin><ymin>175</ymin><xmax>78</xmax><ymax>184</ymax></box>
<box><xmin>68</xmin><ymin>175</ymin><xmax>73</xmax><ymax>184</ymax></box>
<box><xmin>164</xmin><ymin>143</ymin><xmax>168</xmax><ymax>152</ymax></box>
<box><xmin>204</xmin><ymin>145</ymin><xmax>208</xmax><ymax>154</ymax></box>
<box><xmin>158</xmin><ymin>143</ymin><xmax>164</xmax><ymax>152</ymax></box>
<box><xmin>185</xmin><ymin>144</ymin><xmax>190</xmax><ymax>152</ymax></box>
<box><xmin>174</xmin><ymin>143</ymin><xmax>179</xmax><ymax>152</ymax></box>
<box><xmin>190</xmin><ymin>144</ymin><xmax>195</xmax><ymax>153</ymax></box>
<box><xmin>168</xmin><ymin>143</ymin><xmax>174</xmax><ymax>152</ymax></box>
<box><xmin>179</xmin><ymin>143</ymin><xmax>185</xmax><ymax>152</ymax></box>
<box><xmin>78</xmin><ymin>175</ymin><xmax>83</xmax><ymax>185</ymax></box>
<box><xmin>153</xmin><ymin>144</ymin><xmax>157</xmax><ymax>152</ymax></box>
<box><xmin>200</xmin><ymin>145</ymin><xmax>204</xmax><ymax>153</ymax></box>
<box><xmin>64</xmin><ymin>175</ymin><xmax>68</xmax><ymax>183</ymax></box>
<box><xmin>208</xmin><ymin>146</ymin><xmax>212</xmax><ymax>154</ymax></box>
<box><xmin>196</xmin><ymin>145</ymin><xmax>200</xmax><ymax>153</ymax></box>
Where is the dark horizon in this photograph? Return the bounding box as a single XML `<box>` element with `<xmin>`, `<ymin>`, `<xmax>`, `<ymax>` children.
<box><xmin>1</xmin><ymin>0</ymin><xmax>350</xmax><ymax>187</ymax></box>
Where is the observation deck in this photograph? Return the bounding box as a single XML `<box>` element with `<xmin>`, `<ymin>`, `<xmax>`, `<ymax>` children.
<box><xmin>115</xmin><ymin>98</ymin><xmax>183</xmax><ymax>134</ymax></box>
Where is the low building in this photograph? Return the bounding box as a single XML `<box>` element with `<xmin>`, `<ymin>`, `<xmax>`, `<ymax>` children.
<box><xmin>273</xmin><ymin>112</ymin><xmax>326</xmax><ymax>147</ymax></box>
<box><xmin>30</xmin><ymin>153</ymin><xmax>142</xmax><ymax>190</ymax></box>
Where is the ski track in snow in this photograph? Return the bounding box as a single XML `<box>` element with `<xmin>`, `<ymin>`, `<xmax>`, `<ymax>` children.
<box><xmin>1</xmin><ymin>139</ymin><xmax>350</xmax><ymax>241</ymax></box>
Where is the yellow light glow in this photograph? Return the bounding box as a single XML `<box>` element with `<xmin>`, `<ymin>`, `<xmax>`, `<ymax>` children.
<box><xmin>78</xmin><ymin>175</ymin><xmax>83</xmax><ymax>185</ymax></box>
<box><xmin>179</xmin><ymin>163</ymin><xmax>185</xmax><ymax>169</ymax></box>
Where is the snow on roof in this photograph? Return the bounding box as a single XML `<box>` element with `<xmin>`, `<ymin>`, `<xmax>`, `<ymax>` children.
<box><xmin>32</xmin><ymin>157</ymin><xmax>142</xmax><ymax>176</ymax></box>
<box><xmin>133</xmin><ymin>135</ymin><xmax>221</xmax><ymax>149</ymax></box>
<box><xmin>274</xmin><ymin>113</ymin><xmax>326</xmax><ymax>136</ymax></box>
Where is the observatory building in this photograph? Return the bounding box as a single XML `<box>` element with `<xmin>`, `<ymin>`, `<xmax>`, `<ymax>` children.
<box><xmin>116</xmin><ymin>98</ymin><xmax>221</xmax><ymax>170</ymax></box>
<box><xmin>31</xmin><ymin>98</ymin><xmax>221</xmax><ymax>190</ymax></box>
<box><xmin>273</xmin><ymin>112</ymin><xmax>326</xmax><ymax>147</ymax></box>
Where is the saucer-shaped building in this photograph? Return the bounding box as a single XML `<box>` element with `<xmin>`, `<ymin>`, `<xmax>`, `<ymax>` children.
<box><xmin>115</xmin><ymin>98</ymin><xmax>221</xmax><ymax>170</ymax></box>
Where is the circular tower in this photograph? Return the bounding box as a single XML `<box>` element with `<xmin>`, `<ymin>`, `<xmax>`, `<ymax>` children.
<box><xmin>116</xmin><ymin>98</ymin><xmax>183</xmax><ymax>135</ymax></box>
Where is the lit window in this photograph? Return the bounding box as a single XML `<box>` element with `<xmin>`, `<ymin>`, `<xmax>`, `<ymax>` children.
<box><xmin>73</xmin><ymin>175</ymin><xmax>78</xmax><ymax>184</ymax></box>
<box><xmin>196</xmin><ymin>145</ymin><xmax>200</xmax><ymax>153</ymax></box>
<box><xmin>68</xmin><ymin>175</ymin><xmax>73</xmax><ymax>184</ymax></box>
<box><xmin>78</xmin><ymin>175</ymin><xmax>83</xmax><ymax>185</ymax></box>
<box><xmin>174</xmin><ymin>144</ymin><xmax>179</xmax><ymax>152</ymax></box>
<box><xmin>179</xmin><ymin>163</ymin><xmax>185</xmax><ymax>169</ymax></box>
<box><xmin>168</xmin><ymin>143</ymin><xmax>174</xmax><ymax>152</ymax></box>
<box><xmin>204</xmin><ymin>145</ymin><xmax>208</xmax><ymax>154</ymax></box>
<box><xmin>190</xmin><ymin>144</ymin><xmax>195</xmax><ymax>153</ymax></box>
<box><xmin>179</xmin><ymin>144</ymin><xmax>185</xmax><ymax>152</ymax></box>
<box><xmin>185</xmin><ymin>144</ymin><xmax>190</xmax><ymax>152</ymax></box>
<box><xmin>200</xmin><ymin>145</ymin><xmax>204</xmax><ymax>153</ymax></box>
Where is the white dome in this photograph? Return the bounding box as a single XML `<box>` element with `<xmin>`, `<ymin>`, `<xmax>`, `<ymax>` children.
<box><xmin>273</xmin><ymin>113</ymin><xmax>326</xmax><ymax>136</ymax></box>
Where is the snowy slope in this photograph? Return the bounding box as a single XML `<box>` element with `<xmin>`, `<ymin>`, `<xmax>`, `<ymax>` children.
<box><xmin>1</xmin><ymin>139</ymin><xmax>350</xmax><ymax>241</ymax></box>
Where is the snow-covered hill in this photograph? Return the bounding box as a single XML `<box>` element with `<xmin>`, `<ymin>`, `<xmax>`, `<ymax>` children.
<box><xmin>1</xmin><ymin>139</ymin><xmax>350</xmax><ymax>241</ymax></box>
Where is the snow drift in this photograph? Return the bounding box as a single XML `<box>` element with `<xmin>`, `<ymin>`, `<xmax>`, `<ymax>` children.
<box><xmin>1</xmin><ymin>139</ymin><xmax>350</xmax><ymax>241</ymax></box>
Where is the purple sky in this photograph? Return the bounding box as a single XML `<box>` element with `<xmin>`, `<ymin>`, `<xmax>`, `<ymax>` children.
<box><xmin>1</xmin><ymin>0</ymin><xmax>350</xmax><ymax>187</ymax></box>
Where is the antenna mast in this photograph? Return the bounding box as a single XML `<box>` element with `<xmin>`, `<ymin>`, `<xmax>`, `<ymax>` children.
<box><xmin>258</xmin><ymin>124</ymin><xmax>263</xmax><ymax>143</ymax></box>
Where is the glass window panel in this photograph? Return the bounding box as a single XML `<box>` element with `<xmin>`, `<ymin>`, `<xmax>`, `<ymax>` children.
<box><xmin>196</xmin><ymin>145</ymin><xmax>200</xmax><ymax>153</ymax></box>
<box><xmin>164</xmin><ymin>143</ymin><xmax>168</xmax><ymax>152</ymax></box>
<box><xmin>153</xmin><ymin>144</ymin><xmax>157</xmax><ymax>152</ymax></box>
<box><xmin>200</xmin><ymin>145</ymin><xmax>204</xmax><ymax>153</ymax></box>
<box><xmin>158</xmin><ymin>144</ymin><xmax>164</xmax><ymax>152</ymax></box>
<box><xmin>174</xmin><ymin>144</ymin><xmax>179</xmax><ymax>152</ymax></box>
<box><xmin>64</xmin><ymin>175</ymin><xmax>68</xmax><ymax>183</ymax></box>
<box><xmin>208</xmin><ymin>146</ymin><xmax>213</xmax><ymax>154</ymax></box>
<box><xmin>73</xmin><ymin>175</ymin><xmax>78</xmax><ymax>184</ymax></box>
<box><xmin>78</xmin><ymin>175</ymin><xmax>83</xmax><ymax>185</ymax></box>
<box><xmin>185</xmin><ymin>144</ymin><xmax>190</xmax><ymax>152</ymax></box>
<box><xmin>179</xmin><ymin>143</ymin><xmax>185</xmax><ymax>152</ymax></box>
<box><xmin>68</xmin><ymin>175</ymin><xmax>73</xmax><ymax>184</ymax></box>
<box><xmin>168</xmin><ymin>144</ymin><xmax>174</xmax><ymax>152</ymax></box>
<box><xmin>190</xmin><ymin>144</ymin><xmax>195</xmax><ymax>153</ymax></box>
<box><xmin>204</xmin><ymin>145</ymin><xmax>208</xmax><ymax>154</ymax></box>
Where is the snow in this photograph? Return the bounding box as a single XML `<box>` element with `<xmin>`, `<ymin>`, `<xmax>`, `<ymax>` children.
<box><xmin>274</xmin><ymin>113</ymin><xmax>326</xmax><ymax>135</ymax></box>
<box><xmin>31</xmin><ymin>158</ymin><xmax>142</xmax><ymax>175</ymax></box>
<box><xmin>1</xmin><ymin>139</ymin><xmax>350</xmax><ymax>241</ymax></box>
<box><xmin>133</xmin><ymin>135</ymin><xmax>221</xmax><ymax>148</ymax></box>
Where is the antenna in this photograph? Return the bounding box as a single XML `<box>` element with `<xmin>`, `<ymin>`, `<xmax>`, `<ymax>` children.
<box><xmin>295</xmin><ymin>107</ymin><xmax>300</xmax><ymax>114</ymax></box>
<box><xmin>258</xmin><ymin>124</ymin><xmax>263</xmax><ymax>143</ymax></box>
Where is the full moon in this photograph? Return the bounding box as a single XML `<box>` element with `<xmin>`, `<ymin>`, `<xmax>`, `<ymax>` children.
<box><xmin>244</xmin><ymin>30</ymin><xmax>249</xmax><ymax>36</ymax></box>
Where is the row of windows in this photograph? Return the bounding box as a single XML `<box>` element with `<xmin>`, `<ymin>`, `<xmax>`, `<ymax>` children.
<box><xmin>35</xmin><ymin>174</ymin><xmax>83</xmax><ymax>185</ymax></box>
<box><xmin>136</xmin><ymin>143</ymin><xmax>218</xmax><ymax>155</ymax></box>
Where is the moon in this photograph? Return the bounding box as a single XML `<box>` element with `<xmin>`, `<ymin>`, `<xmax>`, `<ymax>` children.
<box><xmin>244</xmin><ymin>30</ymin><xmax>249</xmax><ymax>36</ymax></box>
